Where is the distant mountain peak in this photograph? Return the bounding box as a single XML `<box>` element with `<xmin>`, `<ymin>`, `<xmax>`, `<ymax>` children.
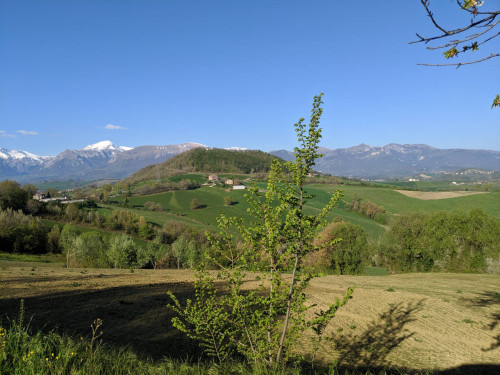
<box><xmin>0</xmin><ymin>148</ymin><xmax>45</xmax><ymax>162</ymax></box>
<box><xmin>82</xmin><ymin>140</ymin><xmax>132</xmax><ymax>152</ymax></box>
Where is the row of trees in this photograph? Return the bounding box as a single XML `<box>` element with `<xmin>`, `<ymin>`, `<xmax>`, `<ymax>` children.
<box><xmin>2</xmin><ymin>187</ymin><xmax>499</xmax><ymax>275</ymax></box>
<box><xmin>346</xmin><ymin>195</ymin><xmax>387</xmax><ymax>224</ymax></box>
<box><xmin>0</xmin><ymin>209</ymin><xmax>47</xmax><ymax>254</ymax></box>
<box><xmin>378</xmin><ymin>208</ymin><xmax>500</xmax><ymax>273</ymax></box>
<box><xmin>57</xmin><ymin>224</ymin><xmax>203</xmax><ymax>269</ymax></box>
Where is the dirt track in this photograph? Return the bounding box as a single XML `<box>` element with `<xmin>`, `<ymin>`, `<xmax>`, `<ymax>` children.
<box><xmin>1</xmin><ymin>264</ymin><xmax>499</xmax><ymax>371</ymax></box>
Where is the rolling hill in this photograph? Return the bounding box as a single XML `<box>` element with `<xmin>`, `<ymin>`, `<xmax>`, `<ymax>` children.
<box><xmin>124</xmin><ymin>148</ymin><xmax>281</xmax><ymax>184</ymax></box>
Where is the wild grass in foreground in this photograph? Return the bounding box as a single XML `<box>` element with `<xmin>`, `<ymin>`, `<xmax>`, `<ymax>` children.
<box><xmin>0</xmin><ymin>302</ymin><xmax>429</xmax><ymax>375</ymax></box>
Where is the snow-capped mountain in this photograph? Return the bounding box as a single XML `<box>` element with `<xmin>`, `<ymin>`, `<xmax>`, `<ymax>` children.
<box><xmin>1</xmin><ymin>141</ymin><xmax>499</xmax><ymax>182</ymax></box>
<box><xmin>0</xmin><ymin>141</ymin><xmax>207</xmax><ymax>182</ymax></box>
<box><xmin>0</xmin><ymin>148</ymin><xmax>49</xmax><ymax>178</ymax></box>
<box><xmin>82</xmin><ymin>140</ymin><xmax>132</xmax><ymax>152</ymax></box>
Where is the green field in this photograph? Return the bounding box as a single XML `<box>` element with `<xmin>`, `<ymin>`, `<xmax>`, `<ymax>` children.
<box><xmin>309</xmin><ymin>184</ymin><xmax>500</xmax><ymax>219</ymax></box>
<box><xmin>99</xmin><ymin>182</ymin><xmax>500</xmax><ymax>241</ymax></box>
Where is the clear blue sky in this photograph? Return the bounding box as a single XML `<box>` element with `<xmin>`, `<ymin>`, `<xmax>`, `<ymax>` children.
<box><xmin>1</xmin><ymin>0</ymin><xmax>498</xmax><ymax>156</ymax></box>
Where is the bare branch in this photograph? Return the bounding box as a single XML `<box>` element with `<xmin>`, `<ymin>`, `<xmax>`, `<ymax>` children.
<box><xmin>425</xmin><ymin>21</ymin><xmax>500</xmax><ymax>50</ymax></box>
<box><xmin>417</xmin><ymin>53</ymin><xmax>500</xmax><ymax>67</ymax></box>
<box><xmin>410</xmin><ymin>0</ymin><xmax>500</xmax><ymax>45</ymax></box>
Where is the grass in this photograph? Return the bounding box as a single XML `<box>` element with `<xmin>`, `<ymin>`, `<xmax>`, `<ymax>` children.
<box><xmin>101</xmin><ymin>181</ymin><xmax>499</xmax><ymax>243</ymax></box>
<box><xmin>0</xmin><ymin>318</ymin><xmax>438</xmax><ymax>375</ymax></box>
<box><xmin>309</xmin><ymin>184</ymin><xmax>500</xmax><ymax>220</ymax></box>
<box><xmin>0</xmin><ymin>252</ymin><xmax>63</xmax><ymax>264</ymax></box>
<box><xmin>2</xmin><ymin>267</ymin><xmax>499</xmax><ymax>373</ymax></box>
<box><xmin>0</xmin><ymin>315</ymin><xmax>413</xmax><ymax>375</ymax></box>
<box><xmin>359</xmin><ymin>267</ymin><xmax>389</xmax><ymax>276</ymax></box>
<box><xmin>105</xmin><ymin>185</ymin><xmax>388</xmax><ymax>240</ymax></box>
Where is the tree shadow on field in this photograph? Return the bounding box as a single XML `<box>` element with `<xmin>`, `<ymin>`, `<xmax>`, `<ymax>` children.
<box><xmin>459</xmin><ymin>291</ymin><xmax>500</xmax><ymax>352</ymax></box>
<box><xmin>0</xmin><ymin>282</ymin><xmax>204</xmax><ymax>361</ymax></box>
<box><xmin>334</xmin><ymin>299</ymin><xmax>425</xmax><ymax>370</ymax></box>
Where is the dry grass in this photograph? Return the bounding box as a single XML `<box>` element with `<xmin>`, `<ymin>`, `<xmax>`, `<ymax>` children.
<box><xmin>305</xmin><ymin>273</ymin><xmax>500</xmax><ymax>371</ymax></box>
<box><xmin>1</xmin><ymin>262</ymin><xmax>499</xmax><ymax>372</ymax></box>
<box><xmin>395</xmin><ymin>190</ymin><xmax>488</xmax><ymax>200</ymax></box>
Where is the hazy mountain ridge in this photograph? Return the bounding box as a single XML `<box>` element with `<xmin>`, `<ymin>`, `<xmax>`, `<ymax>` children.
<box><xmin>269</xmin><ymin>144</ymin><xmax>500</xmax><ymax>178</ymax></box>
<box><xmin>1</xmin><ymin>141</ymin><xmax>499</xmax><ymax>183</ymax></box>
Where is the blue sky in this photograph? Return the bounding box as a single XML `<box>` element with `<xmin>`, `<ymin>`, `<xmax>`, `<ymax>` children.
<box><xmin>1</xmin><ymin>0</ymin><xmax>498</xmax><ymax>156</ymax></box>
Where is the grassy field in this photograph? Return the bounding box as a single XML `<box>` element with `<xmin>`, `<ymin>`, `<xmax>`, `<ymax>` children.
<box><xmin>1</xmin><ymin>261</ymin><xmax>498</xmax><ymax>373</ymax></box>
<box><xmin>100</xmin><ymin>182</ymin><xmax>499</xmax><ymax>242</ymax></box>
<box><xmin>308</xmin><ymin>184</ymin><xmax>500</xmax><ymax>220</ymax></box>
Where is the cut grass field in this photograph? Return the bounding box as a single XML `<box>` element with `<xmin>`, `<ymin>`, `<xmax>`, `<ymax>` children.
<box><xmin>395</xmin><ymin>190</ymin><xmax>488</xmax><ymax>200</ymax></box>
<box><xmin>1</xmin><ymin>261</ymin><xmax>498</xmax><ymax>372</ymax></box>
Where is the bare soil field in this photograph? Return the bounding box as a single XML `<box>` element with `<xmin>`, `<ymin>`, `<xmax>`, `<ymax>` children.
<box><xmin>395</xmin><ymin>190</ymin><xmax>488</xmax><ymax>200</ymax></box>
<box><xmin>1</xmin><ymin>262</ymin><xmax>499</xmax><ymax>372</ymax></box>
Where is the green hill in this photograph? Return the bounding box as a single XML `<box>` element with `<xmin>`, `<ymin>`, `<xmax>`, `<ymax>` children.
<box><xmin>125</xmin><ymin>148</ymin><xmax>281</xmax><ymax>184</ymax></box>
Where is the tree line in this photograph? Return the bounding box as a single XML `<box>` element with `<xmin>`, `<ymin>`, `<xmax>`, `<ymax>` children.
<box><xmin>1</xmin><ymin>179</ymin><xmax>499</xmax><ymax>274</ymax></box>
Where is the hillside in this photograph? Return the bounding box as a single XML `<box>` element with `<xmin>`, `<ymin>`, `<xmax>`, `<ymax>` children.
<box><xmin>125</xmin><ymin>148</ymin><xmax>281</xmax><ymax>184</ymax></box>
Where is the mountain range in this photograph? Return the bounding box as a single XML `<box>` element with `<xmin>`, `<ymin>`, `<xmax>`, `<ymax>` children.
<box><xmin>270</xmin><ymin>143</ymin><xmax>500</xmax><ymax>179</ymax></box>
<box><xmin>0</xmin><ymin>141</ymin><xmax>208</xmax><ymax>183</ymax></box>
<box><xmin>1</xmin><ymin>141</ymin><xmax>499</xmax><ymax>183</ymax></box>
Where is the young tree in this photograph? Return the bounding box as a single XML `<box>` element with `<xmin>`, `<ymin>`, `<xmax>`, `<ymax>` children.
<box><xmin>168</xmin><ymin>94</ymin><xmax>353</xmax><ymax>368</ymax></box>
<box><xmin>46</xmin><ymin>225</ymin><xmax>61</xmax><ymax>253</ymax></box>
<box><xmin>107</xmin><ymin>234</ymin><xmax>138</xmax><ymax>269</ymax></box>
<box><xmin>317</xmin><ymin>220</ymin><xmax>367</xmax><ymax>275</ymax></box>
<box><xmin>137</xmin><ymin>237</ymin><xmax>168</xmax><ymax>269</ymax></box>
<box><xmin>60</xmin><ymin>223</ymin><xmax>81</xmax><ymax>268</ymax></box>
<box><xmin>190</xmin><ymin>198</ymin><xmax>200</xmax><ymax>210</ymax></box>
<box><xmin>412</xmin><ymin>0</ymin><xmax>499</xmax><ymax>108</ymax></box>
<box><xmin>171</xmin><ymin>236</ymin><xmax>188</xmax><ymax>269</ymax></box>
<box><xmin>223</xmin><ymin>195</ymin><xmax>233</xmax><ymax>206</ymax></box>
<box><xmin>0</xmin><ymin>180</ymin><xmax>28</xmax><ymax>210</ymax></box>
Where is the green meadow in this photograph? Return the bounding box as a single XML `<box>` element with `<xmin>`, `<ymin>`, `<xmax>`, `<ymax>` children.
<box><xmin>309</xmin><ymin>184</ymin><xmax>500</xmax><ymax>219</ymax></box>
<box><xmin>99</xmin><ymin>181</ymin><xmax>499</xmax><ymax>241</ymax></box>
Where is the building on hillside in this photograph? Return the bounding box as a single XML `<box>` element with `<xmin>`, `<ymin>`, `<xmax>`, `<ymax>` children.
<box><xmin>225</xmin><ymin>179</ymin><xmax>234</xmax><ymax>185</ymax></box>
<box><xmin>233</xmin><ymin>185</ymin><xmax>245</xmax><ymax>190</ymax></box>
<box><xmin>33</xmin><ymin>193</ymin><xmax>46</xmax><ymax>200</ymax></box>
<box><xmin>208</xmin><ymin>174</ymin><xmax>218</xmax><ymax>182</ymax></box>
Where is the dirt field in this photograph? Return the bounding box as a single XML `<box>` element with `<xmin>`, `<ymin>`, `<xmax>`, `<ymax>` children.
<box><xmin>1</xmin><ymin>262</ymin><xmax>499</xmax><ymax>372</ymax></box>
<box><xmin>395</xmin><ymin>190</ymin><xmax>488</xmax><ymax>200</ymax></box>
